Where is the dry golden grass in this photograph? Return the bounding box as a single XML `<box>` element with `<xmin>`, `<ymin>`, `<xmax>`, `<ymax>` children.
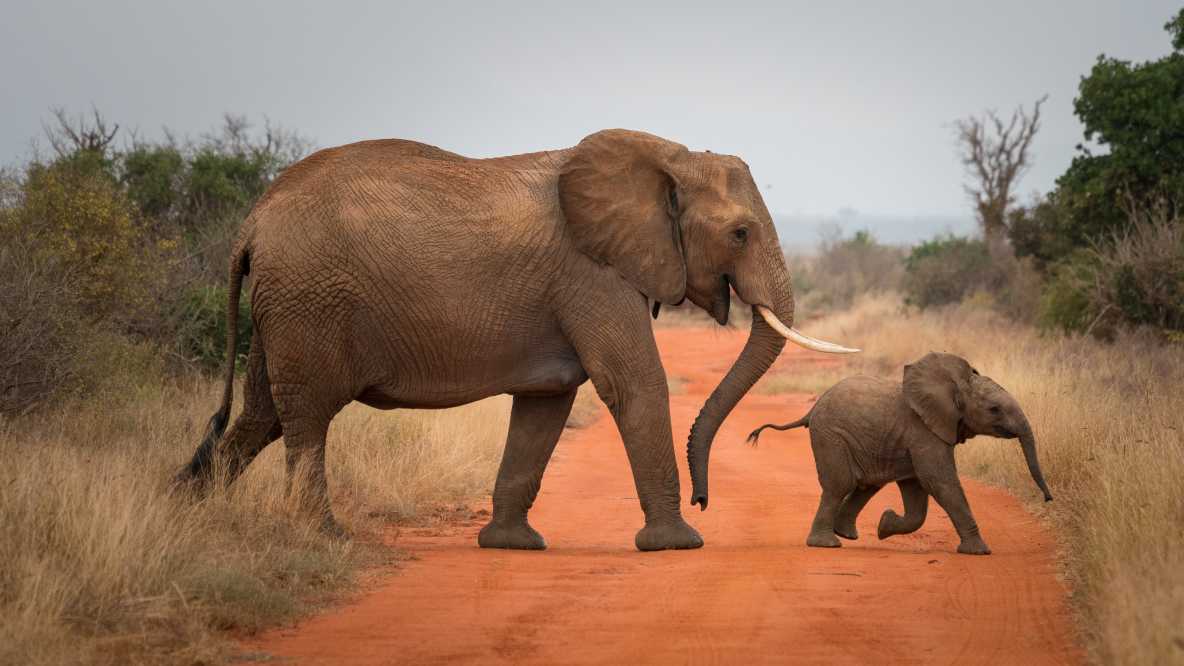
<box><xmin>0</xmin><ymin>373</ymin><xmax>510</xmax><ymax>665</ymax></box>
<box><xmin>778</xmin><ymin>293</ymin><xmax>1184</xmax><ymax>665</ymax></box>
<box><xmin>565</xmin><ymin>383</ymin><xmax>603</xmax><ymax>430</ymax></box>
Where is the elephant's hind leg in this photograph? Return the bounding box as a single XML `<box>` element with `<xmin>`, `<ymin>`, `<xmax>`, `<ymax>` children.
<box><xmin>807</xmin><ymin>487</ymin><xmax>847</xmax><ymax>548</ymax></box>
<box><xmin>834</xmin><ymin>485</ymin><xmax>882</xmax><ymax>540</ymax></box>
<box><xmin>281</xmin><ymin>416</ymin><xmax>342</xmax><ymax>536</ymax></box>
<box><xmin>479</xmin><ymin>390</ymin><xmax>577</xmax><ymax>550</ymax></box>
<box><xmin>177</xmin><ymin>333</ymin><xmax>282</xmax><ymax>490</ymax></box>
<box><xmin>877</xmin><ymin>478</ymin><xmax>929</xmax><ymax>539</ymax></box>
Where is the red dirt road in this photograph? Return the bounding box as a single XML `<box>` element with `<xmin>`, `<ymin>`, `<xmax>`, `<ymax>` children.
<box><xmin>248</xmin><ymin>327</ymin><xmax>1081</xmax><ymax>664</ymax></box>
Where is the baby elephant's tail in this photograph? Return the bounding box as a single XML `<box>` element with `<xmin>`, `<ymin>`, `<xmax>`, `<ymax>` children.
<box><xmin>746</xmin><ymin>414</ymin><xmax>810</xmax><ymax>446</ymax></box>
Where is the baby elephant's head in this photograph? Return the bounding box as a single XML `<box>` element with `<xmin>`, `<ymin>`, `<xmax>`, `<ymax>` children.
<box><xmin>903</xmin><ymin>352</ymin><xmax>1053</xmax><ymax>502</ymax></box>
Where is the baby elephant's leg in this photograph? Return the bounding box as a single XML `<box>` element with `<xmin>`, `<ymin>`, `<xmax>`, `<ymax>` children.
<box><xmin>877</xmin><ymin>479</ymin><xmax>929</xmax><ymax>539</ymax></box>
<box><xmin>834</xmin><ymin>485</ymin><xmax>882</xmax><ymax>540</ymax></box>
<box><xmin>808</xmin><ymin>487</ymin><xmax>848</xmax><ymax>548</ymax></box>
<box><xmin>807</xmin><ymin>433</ymin><xmax>856</xmax><ymax>548</ymax></box>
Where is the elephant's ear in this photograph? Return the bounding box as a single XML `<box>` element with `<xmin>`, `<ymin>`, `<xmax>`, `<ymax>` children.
<box><xmin>558</xmin><ymin>129</ymin><xmax>688</xmax><ymax>305</ymax></box>
<box><xmin>903</xmin><ymin>352</ymin><xmax>974</xmax><ymax>445</ymax></box>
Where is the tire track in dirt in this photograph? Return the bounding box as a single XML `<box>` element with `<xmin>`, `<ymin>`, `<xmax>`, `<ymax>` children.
<box><xmin>246</xmin><ymin>327</ymin><xmax>1081</xmax><ymax>664</ymax></box>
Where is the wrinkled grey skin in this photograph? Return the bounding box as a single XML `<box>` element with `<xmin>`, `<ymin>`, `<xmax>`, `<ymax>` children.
<box><xmin>173</xmin><ymin>129</ymin><xmax>800</xmax><ymax>552</ymax></box>
<box><xmin>748</xmin><ymin>353</ymin><xmax>1052</xmax><ymax>555</ymax></box>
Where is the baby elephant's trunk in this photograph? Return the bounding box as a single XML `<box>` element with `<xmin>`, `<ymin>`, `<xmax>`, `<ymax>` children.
<box><xmin>1019</xmin><ymin>427</ymin><xmax>1053</xmax><ymax>502</ymax></box>
<box><xmin>745</xmin><ymin>415</ymin><xmax>809</xmax><ymax>446</ymax></box>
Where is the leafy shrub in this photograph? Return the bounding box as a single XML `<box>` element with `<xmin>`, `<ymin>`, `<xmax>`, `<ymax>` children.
<box><xmin>1023</xmin><ymin>10</ymin><xmax>1184</xmax><ymax>269</ymax></box>
<box><xmin>1040</xmin><ymin>211</ymin><xmax>1184</xmax><ymax>339</ymax></box>
<box><xmin>4</xmin><ymin>160</ymin><xmax>172</xmax><ymax>323</ymax></box>
<box><xmin>121</xmin><ymin>143</ymin><xmax>185</xmax><ymax>221</ymax></box>
<box><xmin>174</xmin><ymin>283</ymin><xmax>253</xmax><ymax>372</ymax></box>
<box><xmin>903</xmin><ymin>235</ymin><xmax>993</xmax><ymax>308</ymax></box>
<box><xmin>183</xmin><ymin>148</ymin><xmax>271</xmax><ymax>223</ymax></box>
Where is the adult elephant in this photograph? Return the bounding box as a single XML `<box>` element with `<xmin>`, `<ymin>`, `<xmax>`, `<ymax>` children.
<box><xmin>175</xmin><ymin>129</ymin><xmax>856</xmax><ymax>551</ymax></box>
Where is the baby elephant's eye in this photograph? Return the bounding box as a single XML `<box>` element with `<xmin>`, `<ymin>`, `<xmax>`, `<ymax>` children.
<box><xmin>989</xmin><ymin>405</ymin><xmax>1003</xmax><ymax>415</ymax></box>
<box><xmin>732</xmin><ymin>227</ymin><xmax>749</xmax><ymax>244</ymax></box>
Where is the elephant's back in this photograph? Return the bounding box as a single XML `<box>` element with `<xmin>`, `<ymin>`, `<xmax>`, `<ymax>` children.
<box><xmin>242</xmin><ymin>138</ymin><xmax>571</xmax><ymax>266</ymax></box>
<box><xmin>814</xmin><ymin>375</ymin><xmax>900</xmax><ymax>414</ymax></box>
<box><xmin>809</xmin><ymin>376</ymin><xmax>904</xmax><ymax>483</ymax></box>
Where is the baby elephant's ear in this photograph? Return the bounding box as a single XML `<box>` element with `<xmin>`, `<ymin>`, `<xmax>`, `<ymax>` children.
<box><xmin>903</xmin><ymin>352</ymin><xmax>974</xmax><ymax>445</ymax></box>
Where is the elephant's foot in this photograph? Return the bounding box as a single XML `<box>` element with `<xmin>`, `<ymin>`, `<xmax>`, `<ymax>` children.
<box><xmin>635</xmin><ymin>518</ymin><xmax>703</xmax><ymax>551</ymax></box>
<box><xmin>478</xmin><ymin>519</ymin><xmax>547</xmax><ymax>550</ymax></box>
<box><xmin>807</xmin><ymin>531</ymin><xmax>842</xmax><ymax>548</ymax></box>
<box><xmin>877</xmin><ymin>509</ymin><xmax>900</xmax><ymax>539</ymax></box>
<box><xmin>956</xmin><ymin>535</ymin><xmax>992</xmax><ymax>555</ymax></box>
<box><xmin>318</xmin><ymin>514</ymin><xmax>349</xmax><ymax>540</ymax></box>
<box><xmin>833</xmin><ymin>522</ymin><xmax>859</xmax><ymax>540</ymax></box>
<box><xmin>168</xmin><ymin>468</ymin><xmax>210</xmax><ymax>499</ymax></box>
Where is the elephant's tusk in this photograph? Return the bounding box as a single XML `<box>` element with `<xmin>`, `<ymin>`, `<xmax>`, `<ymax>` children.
<box><xmin>756</xmin><ymin>306</ymin><xmax>861</xmax><ymax>354</ymax></box>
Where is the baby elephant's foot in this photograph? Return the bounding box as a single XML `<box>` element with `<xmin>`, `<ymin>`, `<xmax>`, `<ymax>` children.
<box><xmin>478</xmin><ymin>518</ymin><xmax>547</xmax><ymax>550</ymax></box>
<box><xmin>956</xmin><ymin>535</ymin><xmax>992</xmax><ymax>555</ymax></box>
<box><xmin>807</xmin><ymin>531</ymin><xmax>842</xmax><ymax>548</ymax></box>
<box><xmin>877</xmin><ymin>509</ymin><xmax>901</xmax><ymax>539</ymax></box>
<box><xmin>833</xmin><ymin>523</ymin><xmax>859</xmax><ymax>540</ymax></box>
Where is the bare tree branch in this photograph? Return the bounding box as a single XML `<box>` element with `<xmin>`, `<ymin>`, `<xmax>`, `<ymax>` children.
<box><xmin>43</xmin><ymin>106</ymin><xmax>119</xmax><ymax>159</ymax></box>
<box><xmin>955</xmin><ymin>95</ymin><xmax>1047</xmax><ymax>244</ymax></box>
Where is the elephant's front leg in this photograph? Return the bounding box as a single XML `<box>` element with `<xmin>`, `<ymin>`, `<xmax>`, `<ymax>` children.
<box><xmin>913</xmin><ymin>445</ymin><xmax>990</xmax><ymax>555</ymax></box>
<box><xmin>478</xmin><ymin>390</ymin><xmax>576</xmax><ymax>550</ymax></box>
<box><xmin>877</xmin><ymin>478</ymin><xmax>929</xmax><ymax>539</ymax></box>
<box><xmin>560</xmin><ymin>292</ymin><xmax>701</xmax><ymax>551</ymax></box>
<box><xmin>608</xmin><ymin>373</ymin><xmax>703</xmax><ymax>551</ymax></box>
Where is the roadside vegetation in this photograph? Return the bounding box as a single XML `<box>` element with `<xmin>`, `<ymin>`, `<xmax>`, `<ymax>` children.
<box><xmin>0</xmin><ymin>373</ymin><xmax>511</xmax><ymax>665</ymax></box>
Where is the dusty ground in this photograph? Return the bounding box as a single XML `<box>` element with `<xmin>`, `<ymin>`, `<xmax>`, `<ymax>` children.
<box><xmin>245</xmin><ymin>327</ymin><xmax>1080</xmax><ymax>665</ymax></box>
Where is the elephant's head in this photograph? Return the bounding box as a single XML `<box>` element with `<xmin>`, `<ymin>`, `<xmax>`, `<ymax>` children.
<box><xmin>559</xmin><ymin>129</ymin><xmax>857</xmax><ymax>510</ymax></box>
<box><xmin>903</xmin><ymin>352</ymin><xmax>1053</xmax><ymax>502</ymax></box>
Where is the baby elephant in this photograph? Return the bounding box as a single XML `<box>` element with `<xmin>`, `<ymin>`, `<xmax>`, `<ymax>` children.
<box><xmin>748</xmin><ymin>352</ymin><xmax>1052</xmax><ymax>555</ymax></box>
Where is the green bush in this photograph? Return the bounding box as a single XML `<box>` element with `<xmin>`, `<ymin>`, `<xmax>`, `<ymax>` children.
<box><xmin>0</xmin><ymin>110</ymin><xmax>310</xmax><ymax>410</ymax></box>
<box><xmin>1038</xmin><ymin>249</ymin><xmax>1099</xmax><ymax>333</ymax></box>
<box><xmin>2</xmin><ymin>159</ymin><xmax>173</xmax><ymax>324</ymax></box>
<box><xmin>183</xmin><ymin>149</ymin><xmax>270</xmax><ymax>224</ymax></box>
<box><xmin>1019</xmin><ymin>10</ymin><xmax>1184</xmax><ymax>269</ymax></box>
<box><xmin>1040</xmin><ymin>213</ymin><xmax>1184</xmax><ymax>338</ymax></box>
<box><xmin>174</xmin><ymin>284</ymin><xmax>253</xmax><ymax>372</ymax></box>
<box><xmin>121</xmin><ymin>143</ymin><xmax>185</xmax><ymax>221</ymax></box>
<box><xmin>903</xmin><ymin>235</ymin><xmax>993</xmax><ymax>309</ymax></box>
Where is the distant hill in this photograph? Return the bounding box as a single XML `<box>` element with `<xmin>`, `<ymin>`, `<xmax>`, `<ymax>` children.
<box><xmin>773</xmin><ymin>211</ymin><xmax>977</xmax><ymax>251</ymax></box>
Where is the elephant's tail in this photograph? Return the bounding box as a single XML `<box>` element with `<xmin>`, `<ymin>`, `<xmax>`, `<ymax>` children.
<box><xmin>186</xmin><ymin>242</ymin><xmax>250</xmax><ymax>477</ymax></box>
<box><xmin>746</xmin><ymin>413</ymin><xmax>810</xmax><ymax>447</ymax></box>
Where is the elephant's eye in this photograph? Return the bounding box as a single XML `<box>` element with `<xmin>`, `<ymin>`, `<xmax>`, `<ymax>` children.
<box><xmin>989</xmin><ymin>405</ymin><xmax>1002</xmax><ymax>415</ymax></box>
<box><xmin>732</xmin><ymin>227</ymin><xmax>749</xmax><ymax>244</ymax></box>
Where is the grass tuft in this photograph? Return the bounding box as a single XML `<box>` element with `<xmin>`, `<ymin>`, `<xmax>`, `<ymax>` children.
<box><xmin>0</xmin><ymin>375</ymin><xmax>510</xmax><ymax>664</ymax></box>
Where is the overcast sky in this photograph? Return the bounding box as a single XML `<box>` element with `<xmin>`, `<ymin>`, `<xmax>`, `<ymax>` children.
<box><xmin>2</xmin><ymin>1</ymin><xmax>1178</xmax><ymax>236</ymax></box>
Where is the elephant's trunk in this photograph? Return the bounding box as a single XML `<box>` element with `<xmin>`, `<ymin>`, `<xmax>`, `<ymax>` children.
<box><xmin>687</xmin><ymin>293</ymin><xmax>791</xmax><ymax>510</ymax></box>
<box><xmin>1019</xmin><ymin>426</ymin><xmax>1053</xmax><ymax>502</ymax></box>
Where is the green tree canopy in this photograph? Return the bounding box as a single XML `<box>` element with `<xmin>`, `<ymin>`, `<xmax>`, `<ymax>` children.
<box><xmin>1028</xmin><ymin>9</ymin><xmax>1184</xmax><ymax>257</ymax></box>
